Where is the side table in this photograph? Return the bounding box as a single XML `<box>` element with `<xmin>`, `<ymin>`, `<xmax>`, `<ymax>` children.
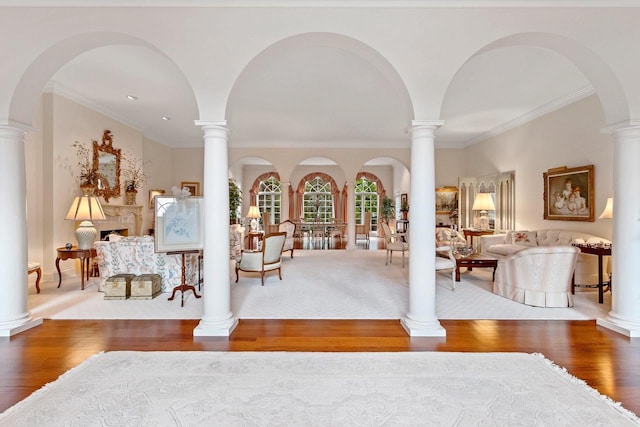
<box><xmin>56</xmin><ymin>246</ymin><xmax>97</xmax><ymax>290</ymax></box>
<box><xmin>247</xmin><ymin>231</ymin><xmax>265</xmax><ymax>251</ymax></box>
<box><xmin>572</xmin><ymin>243</ymin><xmax>612</xmax><ymax>304</ymax></box>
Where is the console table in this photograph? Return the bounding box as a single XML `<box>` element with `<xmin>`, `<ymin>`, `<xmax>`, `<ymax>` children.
<box><xmin>463</xmin><ymin>229</ymin><xmax>493</xmax><ymax>249</ymax></box>
<box><xmin>572</xmin><ymin>243</ymin><xmax>611</xmax><ymax>304</ymax></box>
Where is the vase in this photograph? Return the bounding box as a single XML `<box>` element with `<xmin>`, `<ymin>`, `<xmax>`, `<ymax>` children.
<box><xmin>125</xmin><ymin>191</ymin><xmax>137</xmax><ymax>205</ymax></box>
<box><xmin>80</xmin><ymin>184</ymin><xmax>94</xmax><ymax>196</ymax></box>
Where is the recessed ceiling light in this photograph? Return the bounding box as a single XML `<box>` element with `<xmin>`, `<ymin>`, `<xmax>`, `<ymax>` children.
<box><xmin>161</xmin><ymin>116</ymin><xmax>171</xmax><ymax>121</ymax></box>
<box><xmin>126</xmin><ymin>95</ymin><xmax>138</xmax><ymax>101</ymax></box>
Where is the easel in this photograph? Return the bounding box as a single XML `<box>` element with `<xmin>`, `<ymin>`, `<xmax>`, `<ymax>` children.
<box><xmin>167</xmin><ymin>250</ymin><xmax>201</xmax><ymax>307</ymax></box>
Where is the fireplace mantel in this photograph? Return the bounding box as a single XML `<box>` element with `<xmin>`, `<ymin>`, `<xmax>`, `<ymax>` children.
<box><xmin>99</xmin><ymin>204</ymin><xmax>143</xmax><ymax>236</ymax></box>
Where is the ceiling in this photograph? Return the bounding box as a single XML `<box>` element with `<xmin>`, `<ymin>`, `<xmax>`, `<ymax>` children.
<box><xmin>49</xmin><ymin>8</ymin><xmax>593</xmax><ymax>152</ymax></box>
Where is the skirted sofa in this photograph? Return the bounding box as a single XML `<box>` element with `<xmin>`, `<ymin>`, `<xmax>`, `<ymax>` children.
<box><xmin>479</xmin><ymin>229</ymin><xmax>610</xmax><ymax>307</ymax></box>
<box><xmin>94</xmin><ymin>236</ymin><xmax>199</xmax><ymax>292</ymax></box>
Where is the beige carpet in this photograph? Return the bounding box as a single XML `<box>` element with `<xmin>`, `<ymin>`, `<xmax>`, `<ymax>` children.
<box><xmin>1</xmin><ymin>351</ymin><xmax>638</xmax><ymax>426</ymax></box>
<box><xmin>28</xmin><ymin>250</ymin><xmax>609</xmax><ymax>320</ymax></box>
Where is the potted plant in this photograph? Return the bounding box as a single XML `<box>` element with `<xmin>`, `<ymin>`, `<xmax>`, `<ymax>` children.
<box><xmin>400</xmin><ymin>201</ymin><xmax>409</xmax><ymax>220</ymax></box>
<box><xmin>229</xmin><ymin>179</ymin><xmax>242</xmax><ymax>224</ymax></box>
<box><xmin>380</xmin><ymin>196</ymin><xmax>395</xmax><ymax>223</ymax></box>
<box><xmin>121</xmin><ymin>152</ymin><xmax>148</xmax><ymax>205</ymax></box>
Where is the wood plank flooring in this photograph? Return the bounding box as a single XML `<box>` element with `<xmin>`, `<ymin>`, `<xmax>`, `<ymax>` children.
<box><xmin>3</xmin><ymin>237</ymin><xmax>638</xmax><ymax>418</ymax></box>
<box><xmin>1</xmin><ymin>319</ymin><xmax>639</xmax><ymax>416</ymax></box>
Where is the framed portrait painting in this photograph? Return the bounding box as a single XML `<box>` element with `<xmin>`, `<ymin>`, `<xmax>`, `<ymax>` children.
<box><xmin>435</xmin><ymin>187</ymin><xmax>457</xmax><ymax>214</ymax></box>
<box><xmin>180</xmin><ymin>181</ymin><xmax>200</xmax><ymax>196</ymax></box>
<box><xmin>543</xmin><ymin>165</ymin><xmax>594</xmax><ymax>222</ymax></box>
<box><xmin>154</xmin><ymin>196</ymin><xmax>204</xmax><ymax>252</ymax></box>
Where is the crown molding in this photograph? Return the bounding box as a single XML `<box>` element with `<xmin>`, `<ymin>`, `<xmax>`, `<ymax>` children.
<box><xmin>3</xmin><ymin>0</ymin><xmax>640</xmax><ymax>7</ymax></box>
<box><xmin>229</xmin><ymin>139</ymin><xmax>410</xmax><ymax>148</ymax></box>
<box><xmin>464</xmin><ymin>85</ymin><xmax>595</xmax><ymax>147</ymax></box>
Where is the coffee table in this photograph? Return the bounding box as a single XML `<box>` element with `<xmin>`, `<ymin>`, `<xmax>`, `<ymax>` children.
<box><xmin>454</xmin><ymin>253</ymin><xmax>498</xmax><ymax>282</ymax></box>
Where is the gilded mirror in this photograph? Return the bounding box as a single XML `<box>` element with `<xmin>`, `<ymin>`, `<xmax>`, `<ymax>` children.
<box><xmin>93</xmin><ymin>130</ymin><xmax>121</xmax><ymax>202</ymax></box>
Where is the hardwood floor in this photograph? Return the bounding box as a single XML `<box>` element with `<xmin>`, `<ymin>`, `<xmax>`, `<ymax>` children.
<box><xmin>3</xmin><ymin>236</ymin><xmax>638</xmax><ymax>418</ymax></box>
<box><xmin>1</xmin><ymin>319</ymin><xmax>639</xmax><ymax>416</ymax></box>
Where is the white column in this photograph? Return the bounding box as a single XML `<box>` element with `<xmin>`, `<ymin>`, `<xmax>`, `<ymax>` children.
<box><xmin>345</xmin><ymin>181</ymin><xmax>357</xmax><ymax>250</ymax></box>
<box><xmin>0</xmin><ymin>126</ymin><xmax>42</xmax><ymax>336</ymax></box>
<box><xmin>597</xmin><ymin>125</ymin><xmax>640</xmax><ymax>337</ymax></box>
<box><xmin>281</xmin><ymin>182</ymin><xmax>290</xmax><ymax>222</ymax></box>
<box><xmin>401</xmin><ymin>120</ymin><xmax>445</xmax><ymax>337</ymax></box>
<box><xmin>193</xmin><ymin>121</ymin><xmax>238</xmax><ymax>337</ymax></box>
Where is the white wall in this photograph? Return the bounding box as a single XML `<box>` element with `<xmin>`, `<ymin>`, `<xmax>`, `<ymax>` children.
<box><xmin>464</xmin><ymin>95</ymin><xmax>613</xmax><ymax>240</ymax></box>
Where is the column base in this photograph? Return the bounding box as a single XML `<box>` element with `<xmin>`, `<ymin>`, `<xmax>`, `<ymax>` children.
<box><xmin>0</xmin><ymin>316</ymin><xmax>43</xmax><ymax>337</ymax></box>
<box><xmin>345</xmin><ymin>244</ymin><xmax>358</xmax><ymax>250</ymax></box>
<box><xmin>400</xmin><ymin>316</ymin><xmax>446</xmax><ymax>337</ymax></box>
<box><xmin>597</xmin><ymin>316</ymin><xmax>640</xmax><ymax>338</ymax></box>
<box><xmin>193</xmin><ymin>316</ymin><xmax>239</xmax><ymax>337</ymax></box>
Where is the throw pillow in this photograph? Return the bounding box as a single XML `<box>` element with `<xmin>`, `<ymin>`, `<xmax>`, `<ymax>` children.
<box><xmin>513</xmin><ymin>231</ymin><xmax>537</xmax><ymax>246</ymax></box>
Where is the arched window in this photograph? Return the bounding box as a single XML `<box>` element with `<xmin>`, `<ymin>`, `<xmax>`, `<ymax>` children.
<box><xmin>257</xmin><ymin>177</ymin><xmax>282</xmax><ymax>225</ymax></box>
<box><xmin>303</xmin><ymin>177</ymin><xmax>333</xmax><ymax>222</ymax></box>
<box><xmin>355</xmin><ymin>176</ymin><xmax>379</xmax><ymax>230</ymax></box>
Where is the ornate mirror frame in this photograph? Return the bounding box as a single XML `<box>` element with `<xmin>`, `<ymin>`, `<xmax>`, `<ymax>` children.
<box><xmin>93</xmin><ymin>129</ymin><xmax>121</xmax><ymax>202</ymax></box>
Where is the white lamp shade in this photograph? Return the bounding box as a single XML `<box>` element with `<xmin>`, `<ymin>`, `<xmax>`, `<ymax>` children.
<box><xmin>65</xmin><ymin>195</ymin><xmax>106</xmax><ymax>221</ymax></box>
<box><xmin>246</xmin><ymin>205</ymin><xmax>261</xmax><ymax>219</ymax></box>
<box><xmin>247</xmin><ymin>205</ymin><xmax>261</xmax><ymax>232</ymax></box>
<box><xmin>472</xmin><ymin>193</ymin><xmax>496</xmax><ymax>212</ymax></box>
<box><xmin>65</xmin><ymin>195</ymin><xmax>106</xmax><ymax>249</ymax></box>
<box><xmin>599</xmin><ymin>197</ymin><xmax>613</xmax><ymax>219</ymax></box>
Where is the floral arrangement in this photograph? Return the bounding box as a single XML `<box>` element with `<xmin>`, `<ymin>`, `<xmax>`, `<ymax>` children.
<box><xmin>73</xmin><ymin>141</ymin><xmax>98</xmax><ymax>186</ymax></box>
<box><xmin>121</xmin><ymin>151</ymin><xmax>149</xmax><ymax>193</ymax></box>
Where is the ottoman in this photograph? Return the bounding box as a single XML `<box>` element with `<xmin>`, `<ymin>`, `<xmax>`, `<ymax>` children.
<box><xmin>104</xmin><ymin>273</ymin><xmax>135</xmax><ymax>300</ymax></box>
<box><xmin>130</xmin><ymin>274</ymin><xmax>162</xmax><ymax>300</ymax></box>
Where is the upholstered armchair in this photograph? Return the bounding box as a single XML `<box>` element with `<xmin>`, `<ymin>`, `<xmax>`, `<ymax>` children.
<box><xmin>436</xmin><ymin>245</ymin><xmax>457</xmax><ymax>291</ymax></box>
<box><xmin>278</xmin><ymin>220</ymin><xmax>296</xmax><ymax>258</ymax></box>
<box><xmin>435</xmin><ymin>227</ymin><xmax>466</xmax><ymax>248</ymax></box>
<box><xmin>380</xmin><ymin>222</ymin><xmax>409</xmax><ymax>267</ymax></box>
<box><xmin>235</xmin><ymin>232</ymin><xmax>287</xmax><ymax>286</ymax></box>
<box><xmin>493</xmin><ymin>245</ymin><xmax>580</xmax><ymax>307</ymax></box>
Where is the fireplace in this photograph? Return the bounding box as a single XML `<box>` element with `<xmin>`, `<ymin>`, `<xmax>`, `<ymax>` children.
<box><xmin>100</xmin><ymin>229</ymin><xmax>129</xmax><ymax>241</ymax></box>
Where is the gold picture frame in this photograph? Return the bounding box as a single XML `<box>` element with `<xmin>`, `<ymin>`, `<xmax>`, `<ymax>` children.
<box><xmin>435</xmin><ymin>187</ymin><xmax>457</xmax><ymax>214</ymax></box>
<box><xmin>543</xmin><ymin>165</ymin><xmax>594</xmax><ymax>222</ymax></box>
<box><xmin>148</xmin><ymin>189</ymin><xmax>165</xmax><ymax>209</ymax></box>
<box><xmin>180</xmin><ymin>181</ymin><xmax>200</xmax><ymax>197</ymax></box>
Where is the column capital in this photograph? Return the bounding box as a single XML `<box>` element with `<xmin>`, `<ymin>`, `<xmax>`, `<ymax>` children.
<box><xmin>0</xmin><ymin>125</ymin><xmax>27</xmax><ymax>140</ymax></box>
<box><xmin>194</xmin><ymin>120</ymin><xmax>228</xmax><ymax>139</ymax></box>
<box><xmin>409</xmin><ymin>120</ymin><xmax>445</xmax><ymax>138</ymax></box>
<box><xmin>611</xmin><ymin>125</ymin><xmax>640</xmax><ymax>142</ymax></box>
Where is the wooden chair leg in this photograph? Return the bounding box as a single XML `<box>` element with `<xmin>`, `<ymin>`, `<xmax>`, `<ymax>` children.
<box><xmin>235</xmin><ymin>267</ymin><xmax>239</xmax><ymax>283</ymax></box>
<box><xmin>261</xmin><ymin>271</ymin><xmax>265</xmax><ymax>286</ymax></box>
<box><xmin>278</xmin><ymin>267</ymin><xmax>282</xmax><ymax>280</ymax></box>
<box><xmin>35</xmin><ymin>267</ymin><xmax>41</xmax><ymax>293</ymax></box>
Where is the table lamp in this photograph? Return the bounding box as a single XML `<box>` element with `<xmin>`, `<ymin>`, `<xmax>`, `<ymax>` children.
<box><xmin>599</xmin><ymin>197</ymin><xmax>613</xmax><ymax>219</ymax></box>
<box><xmin>247</xmin><ymin>205</ymin><xmax>261</xmax><ymax>232</ymax></box>
<box><xmin>65</xmin><ymin>195</ymin><xmax>106</xmax><ymax>249</ymax></box>
<box><xmin>472</xmin><ymin>193</ymin><xmax>495</xmax><ymax>231</ymax></box>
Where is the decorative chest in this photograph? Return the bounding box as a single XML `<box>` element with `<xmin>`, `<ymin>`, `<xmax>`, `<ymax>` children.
<box><xmin>130</xmin><ymin>274</ymin><xmax>162</xmax><ymax>300</ymax></box>
<box><xmin>104</xmin><ymin>273</ymin><xmax>135</xmax><ymax>300</ymax></box>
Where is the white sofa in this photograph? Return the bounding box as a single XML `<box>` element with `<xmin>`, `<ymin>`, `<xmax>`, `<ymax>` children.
<box><xmin>480</xmin><ymin>229</ymin><xmax>610</xmax><ymax>286</ymax></box>
<box><xmin>94</xmin><ymin>236</ymin><xmax>199</xmax><ymax>292</ymax></box>
<box><xmin>493</xmin><ymin>245</ymin><xmax>580</xmax><ymax>307</ymax></box>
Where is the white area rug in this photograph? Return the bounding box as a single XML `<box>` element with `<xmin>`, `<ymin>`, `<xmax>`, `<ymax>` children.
<box><xmin>1</xmin><ymin>351</ymin><xmax>637</xmax><ymax>426</ymax></box>
<box><xmin>28</xmin><ymin>250</ymin><xmax>609</xmax><ymax>320</ymax></box>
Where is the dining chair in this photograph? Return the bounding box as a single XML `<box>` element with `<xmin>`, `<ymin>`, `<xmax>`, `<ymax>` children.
<box><xmin>380</xmin><ymin>221</ymin><xmax>408</xmax><ymax>267</ymax></box>
<box><xmin>235</xmin><ymin>232</ymin><xmax>287</xmax><ymax>286</ymax></box>
<box><xmin>356</xmin><ymin>211</ymin><xmax>371</xmax><ymax>243</ymax></box>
